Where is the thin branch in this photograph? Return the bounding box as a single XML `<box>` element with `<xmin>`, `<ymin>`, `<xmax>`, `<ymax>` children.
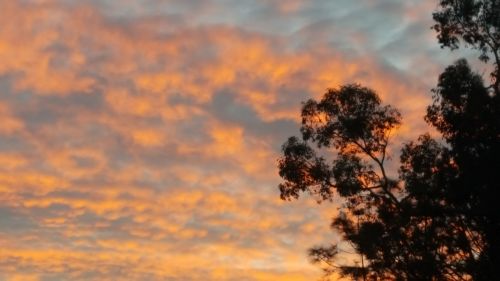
<box><xmin>351</xmin><ymin>140</ymin><xmax>400</xmax><ymax>206</ymax></box>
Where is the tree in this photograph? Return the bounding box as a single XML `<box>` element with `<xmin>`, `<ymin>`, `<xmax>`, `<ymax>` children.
<box><xmin>279</xmin><ymin>82</ymin><xmax>475</xmax><ymax>281</ymax></box>
<box><xmin>425</xmin><ymin>59</ymin><xmax>500</xmax><ymax>281</ymax></box>
<box><xmin>277</xmin><ymin>1</ymin><xmax>500</xmax><ymax>280</ymax></box>
<box><xmin>433</xmin><ymin>0</ymin><xmax>500</xmax><ymax>92</ymax></box>
<box><xmin>432</xmin><ymin>1</ymin><xmax>500</xmax><ymax>279</ymax></box>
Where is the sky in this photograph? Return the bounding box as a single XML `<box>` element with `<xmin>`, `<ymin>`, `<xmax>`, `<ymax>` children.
<box><xmin>0</xmin><ymin>1</ymin><xmax>479</xmax><ymax>281</ymax></box>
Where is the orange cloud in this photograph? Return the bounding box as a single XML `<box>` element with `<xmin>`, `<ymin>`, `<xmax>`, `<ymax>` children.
<box><xmin>0</xmin><ymin>1</ymin><xmax>443</xmax><ymax>280</ymax></box>
<box><xmin>0</xmin><ymin>103</ymin><xmax>24</xmax><ymax>134</ymax></box>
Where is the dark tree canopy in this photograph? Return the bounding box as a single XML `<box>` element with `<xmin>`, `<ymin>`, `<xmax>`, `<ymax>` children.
<box><xmin>277</xmin><ymin>2</ymin><xmax>500</xmax><ymax>281</ymax></box>
<box><xmin>433</xmin><ymin>0</ymin><xmax>500</xmax><ymax>91</ymax></box>
<box><xmin>427</xmin><ymin>59</ymin><xmax>500</xmax><ymax>281</ymax></box>
<box><xmin>278</xmin><ymin>83</ymin><xmax>480</xmax><ymax>281</ymax></box>
<box><xmin>279</xmin><ymin>85</ymin><xmax>401</xmax><ymax>203</ymax></box>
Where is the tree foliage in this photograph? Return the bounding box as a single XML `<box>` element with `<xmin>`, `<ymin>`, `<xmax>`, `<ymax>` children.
<box><xmin>277</xmin><ymin>2</ymin><xmax>500</xmax><ymax>280</ymax></box>
<box><xmin>433</xmin><ymin>0</ymin><xmax>500</xmax><ymax>91</ymax></box>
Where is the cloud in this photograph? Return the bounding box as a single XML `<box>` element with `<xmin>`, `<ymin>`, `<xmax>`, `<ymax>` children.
<box><xmin>0</xmin><ymin>0</ymin><xmax>463</xmax><ymax>280</ymax></box>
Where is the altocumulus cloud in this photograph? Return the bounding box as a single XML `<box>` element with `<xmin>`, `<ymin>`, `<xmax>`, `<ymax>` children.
<box><xmin>0</xmin><ymin>1</ymin><xmax>471</xmax><ymax>280</ymax></box>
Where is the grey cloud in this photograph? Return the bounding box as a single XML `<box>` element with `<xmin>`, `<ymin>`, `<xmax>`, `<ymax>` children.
<box><xmin>210</xmin><ymin>90</ymin><xmax>299</xmax><ymax>148</ymax></box>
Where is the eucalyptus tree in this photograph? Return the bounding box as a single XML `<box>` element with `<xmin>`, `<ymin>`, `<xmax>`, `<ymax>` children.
<box><xmin>277</xmin><ymin>1</ymin><xmax>500</xmax><ymax>280</ymax></box>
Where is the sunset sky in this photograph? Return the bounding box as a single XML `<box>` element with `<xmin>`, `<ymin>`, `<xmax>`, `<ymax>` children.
<box><xmin>0</xmin><ymin>1</ymin><xmax>479</xmax><ymax>280</ymax></box>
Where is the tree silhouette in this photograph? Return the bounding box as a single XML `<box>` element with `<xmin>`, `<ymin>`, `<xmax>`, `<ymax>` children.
<box><xmin>432</xmin><ymin>1</ymin><xmax>500</xmax><ymax>279</ymax></box>
<box><xmin>433</xmin><ymin>0</ymin><xmax>500</xmax><ymax>92</ymax></box>
<box><xmin>279</xmin><ymin>82</ymin><xmax>476</xmax><ymax>280</ymax></box>
<box><xmin>278</xmin><ymin>1</ymin><xmax>500</xmax><ymax>280</ymax></box>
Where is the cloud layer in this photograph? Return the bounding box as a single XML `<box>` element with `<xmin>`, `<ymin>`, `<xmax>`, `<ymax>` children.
<box><xmin>0</xmin><ymin>1</ymin><xmax>475</xmax><ymax>280</ymax></box>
